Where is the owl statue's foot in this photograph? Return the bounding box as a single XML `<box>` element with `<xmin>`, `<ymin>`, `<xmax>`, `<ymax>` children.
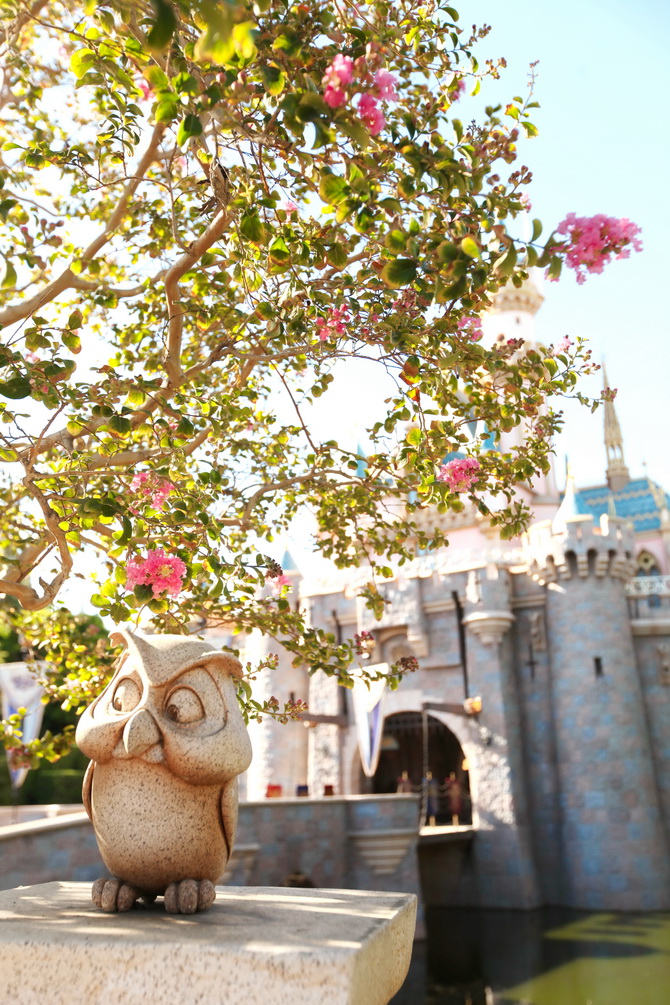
<box><xmin>91</xmin><ymin>877</ymin><xmax>140</xmax><ymax>913</ymax></box>
<box><xmin>164</xmin><ymin>879</ymin><xmax>216</xmax><ymax>914</ymax></box>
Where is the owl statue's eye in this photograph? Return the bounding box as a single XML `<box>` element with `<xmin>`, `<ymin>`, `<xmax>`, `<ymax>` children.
<box><xmin>165</xmin><ymin>687</ymin><xmax>205</xmax><ymax>724</ymax></box>
<box><xmin>111</xmin><ymin>678</ymin><xmax>141</xmax><ymax>713</ymax></box>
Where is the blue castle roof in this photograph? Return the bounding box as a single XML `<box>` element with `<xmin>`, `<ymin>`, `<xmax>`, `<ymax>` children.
<box><xmin>574</xmin><ymin>478</ymin><xmax>670</xmax><ymax>533</ymax></box>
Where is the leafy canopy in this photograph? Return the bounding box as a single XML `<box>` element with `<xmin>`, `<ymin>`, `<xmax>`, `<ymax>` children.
<box><xmin>0</xmin><ymin>0</ymin><xmax>624</xmax><ymax>756</ymax></box>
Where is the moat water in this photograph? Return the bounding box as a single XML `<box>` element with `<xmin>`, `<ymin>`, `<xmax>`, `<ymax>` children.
<box><xmin>392</xmin><ymin>907</ymin><xmax>670</xmax><ymax>1004</ymax></box>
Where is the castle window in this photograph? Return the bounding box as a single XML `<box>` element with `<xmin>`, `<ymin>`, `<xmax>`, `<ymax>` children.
<box><xmin>594</xmin><ymin>657</ymin><xmax>604</xmax><ymax>678</ymax></box>
<box><xmin>637</xmin><ymin>551</ymin><xmax>661</xmax><ymax>576</ymax></box>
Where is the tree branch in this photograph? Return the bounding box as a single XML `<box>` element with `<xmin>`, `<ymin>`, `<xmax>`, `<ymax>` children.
<box><xmin>0</xmin><ymin>123</ymin><xmax>167</xmax><ymax>329</ymax></box>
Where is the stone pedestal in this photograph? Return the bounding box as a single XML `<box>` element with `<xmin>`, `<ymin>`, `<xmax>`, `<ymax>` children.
<box><xmin>0</xmin><ymin>882</ymin><xmax>416</xmax><ymax>1005</ymax></box>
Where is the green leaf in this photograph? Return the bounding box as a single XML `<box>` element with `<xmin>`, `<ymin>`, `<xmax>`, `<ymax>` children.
<box><xmin>133</xmin><ymin>584</ymin><xmax>155</xmax><ymax>603</ymax></box>
<box><xmin>0</xmin><ymin>377</ymin><xmax>31</xmax><ymax>399</ymax></box>
<box><xmin>146</xmin><ymin>0</ymin><xmax>177</xmax><ymax>51</ymax></box>
<box><xmin>406</xmin><ymin>427</ymin><xmax>422</xmax><ymax>446</ymax></box>
<box><xmin>147</xmin><ymin>66</ymin><xmax>169</xmax><ymax>90</ymax></box>
<box><xmin>461</xmin><ymin>236</ymin><xmax>481</xmax><ymax>259</ymax></box>
<box><xmin>378</xmin><ymin>197</ymin><xmax>403</xmax><ymax>215</ymax></box>
<box><xmin>381</xmin><ymin>258</ymin><xmax>417</xmax><ymax>289</ymax></box>
<box><xmin>326</xmin><ymin>243</ymin><xmax>348</xmax><ymax>268</ymax></box>
<box><xmin>70</xmin><ymin>49</ymin><xmax>96</xmax><ymax>79</ymax></box>
<box><xmin>261</xmin><ymin>66</ymin><xmax>286</xmax><ymax>96</ymax></box>
<box><xmin>108</xmin><ymin>414</ymin><xmax>132</xmax><ymax>436</ymax></box>
<box><xmin>255</xmin><ymin>302</ymin><xmax>274</xmax><ymax>320</ymax></box>
<box><xmin>268</xmin><ymin>236</ymin><xmax>290</xmax><ymax>264</ymax></box>
<box><xmin>154</xmin><ymin>99</ymin><xmax>180</xmax><ymax>123</ymax></box>
<box><xmin>173</xmin><ymin>71</ymin><xmax>197</xmax><ymax>94</ymax></box>
<box><xmin>176</xmin><ymin>114</ymin><xmax>203</xmax><ymax>148</ymax></box>
<box><xmin>497</xmin><ymin>245</ymin><xmax>517</xmax><ymax>277</ymax></box>
<box><xmin>67</xmin><ymin>309</ymin><xmax>83</xmax><ymax>329</ymax></box>
<box><xmin>319</xmin><ymin>173</ymin><xmax>349</xmax><ymax>206</ymax></box>
<box><xmin>62</xmin><ymin>331</ymin><xmax>81</xmax><ymax>354</ymax></box>
<box><xmin>337</xmin><ymin>118</ymin><xmax>370</xmax><ymax>148</ymax></box>
<box><xmin>384</xmin><ymin>230</ymin><xmax>407</xmax><ymax>253</ymax></box>
<box><xmin>239</xmin><ymin>212</ymin><xmax>266</xmax><ymax>244</ymax></box>
<box><xmin>531</xmin><ymin>218</ymin><xmax>542</xmax><ymax>242</ymax></box>
<box><xmin>1</xmin><ymin>260</ymin><xmax>17</xmax><ymax>288</ymax></box>
<box><xmin>296</xmin><ymin>91</ymin><xmax>328</xmax><ymax>122</ymax></box>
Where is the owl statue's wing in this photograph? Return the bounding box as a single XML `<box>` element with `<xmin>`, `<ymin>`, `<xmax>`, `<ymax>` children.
<box><xmin>220</xmin><ymin>777</ymin><xmax>239</xmax><ymax>862</ymax></box>
<box><xmin>82</xmin><ymin>760</ymin><xmax>94</xmax><ymax>820</ymax></box>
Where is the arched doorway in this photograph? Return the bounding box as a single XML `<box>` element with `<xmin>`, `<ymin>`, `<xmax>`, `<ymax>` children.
<box><xmin>367</xmin><ymin>711</ymin><xmax>472</xmax><ymax>824</ymax></box>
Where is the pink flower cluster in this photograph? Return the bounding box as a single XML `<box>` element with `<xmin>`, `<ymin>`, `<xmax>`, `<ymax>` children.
<box><xmin>130</xmin><ymin>471</ymin><xmax>175</xmax><ymax>511</ymax></box>
<box><xmin>437</xmin><ymin>457</ymin><xmax>481</xmax><ymax>492</ymax></box>
<box><xmin>457</xmin><ymin>317</ymin><xmax>484</xmax><ymax>342</ymax></box>
<box><xmin>125</xmin><ymin>548</ymin><xmax>186</xmax><ymax>599</ymax></box>
<box><xmin>322</xmin><ymin>54</ymin><xmax>397</xmax><ymax>137</ymax></box>
<box><xmin>554</xmin><ymin>214</ymin><xmax>643</xmax><ymax>285</ymax></box>
<box><xmin>316</xmin><ymin>304</ymin><xmax>350</xmax><ymax>341</ymax></box>
<box><xmin>322</xmin><ymin>53</ymin><xmax>354</xmax><ymax>108</ymax></box>
<box><xmin>554</xmin><ymin>336</ymin><xmax>572</xmax><ymax>353</ymax></box>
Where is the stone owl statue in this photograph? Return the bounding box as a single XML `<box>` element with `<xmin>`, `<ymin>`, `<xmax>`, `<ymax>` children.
<box><xmin>75</xmin><ymin>629</ymin><xmax>252</xmax><ymax>915</ymax></box>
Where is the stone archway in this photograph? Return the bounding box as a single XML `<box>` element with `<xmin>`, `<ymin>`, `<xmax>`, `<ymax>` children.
<box><xmin>367</xmin><ymin>711</ymin><xmax>472</xmax><ymax>824</ymax></box>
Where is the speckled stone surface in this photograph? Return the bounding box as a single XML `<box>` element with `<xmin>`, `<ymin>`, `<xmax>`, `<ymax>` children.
<box><xmin>0</xmin><ymin>882</ymin><xmax>416</xmax><ymax>1004</ymax></box>
<box><xmin>75</xmin><ymin>631</ymin><xmax>252</xmax><ymax>906</ymax></box>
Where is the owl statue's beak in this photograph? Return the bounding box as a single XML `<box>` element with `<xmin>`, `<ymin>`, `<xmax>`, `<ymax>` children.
<box><xmin>123</xmin><ymin>708</ymin><xmax>161</xmax><ymax>758</ymax></box>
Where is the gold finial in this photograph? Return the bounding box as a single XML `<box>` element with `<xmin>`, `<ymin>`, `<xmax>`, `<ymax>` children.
<box><xmin>603</xmin><ymin>363</ymin><xmax>630</xmax><ymax>492</ymax></box>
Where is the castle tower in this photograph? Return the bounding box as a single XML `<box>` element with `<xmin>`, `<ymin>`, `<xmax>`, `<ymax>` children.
<box><xmin>242</xmin><ymin>551</ymin><xmax>310</xmax><ymax>800</ymax></box>
<box><xmin>603</xmin><ymin>365</ymin><xmax>631</xmax><ymax>492</ymax></box>
<box><xmin>481</xmin><ymin>273</ymin><xmax>558</xmax><ymax>502</ymax></box>
<box><xmin>525</xmin><ymin>513</ymin><xmax>670</xmax><ymax>909</ymax></box>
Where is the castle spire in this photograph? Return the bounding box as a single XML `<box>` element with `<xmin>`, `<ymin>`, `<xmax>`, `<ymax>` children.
<box><xmin>603</xmin><ymin>364</ymin><xmax>630</xmax><ymax>492</ymax></box>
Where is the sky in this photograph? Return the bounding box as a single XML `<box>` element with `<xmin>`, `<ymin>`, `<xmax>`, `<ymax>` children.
<box><xmin>466</xmin><ymin>0</ymin><xmax>670</xmax><ymax>491</ymax></box>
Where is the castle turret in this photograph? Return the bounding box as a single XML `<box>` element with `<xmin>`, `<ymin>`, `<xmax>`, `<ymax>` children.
<box><xmin>242</xmin><ymin>551</ymin><xmax>310</xmax><ymax>800</ymax></box>
<box><xmin>525</xmin><ymin>513</ymin><xmax>670</xmax><ymax>909</ymax></box>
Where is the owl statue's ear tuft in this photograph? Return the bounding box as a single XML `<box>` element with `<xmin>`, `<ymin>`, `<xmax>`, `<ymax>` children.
<box><xmin>109</xmin><ymin>630</ymin><xmax>129</xmax><ymax>650</ymax></box>
<box><xmin>206</xmin><ymin>652</ymin><xmax>244</xmax><ymax>679</ymax></box>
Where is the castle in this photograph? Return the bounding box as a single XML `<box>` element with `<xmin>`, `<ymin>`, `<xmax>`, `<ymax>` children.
<box><xmin>217</xmin><ymin>279</ymin><xmax>670</xmax><ymax>912</ymax></box>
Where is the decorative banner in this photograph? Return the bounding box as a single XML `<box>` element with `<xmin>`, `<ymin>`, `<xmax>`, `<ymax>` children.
<box><xmin>0</xmin><ymin>661</ymin><xmax>46</xmax><ymax>790</ymax></box>
<box><xmin>352</xmin><ymin>663</ymin><xmax>388</xmax><ymax>778</ymax></box>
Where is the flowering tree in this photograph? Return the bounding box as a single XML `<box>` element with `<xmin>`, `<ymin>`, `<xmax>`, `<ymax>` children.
<box><xmin>0</xmin><ymin>0</ymin><xmax>640</xmax><ymax>760</ymax></box>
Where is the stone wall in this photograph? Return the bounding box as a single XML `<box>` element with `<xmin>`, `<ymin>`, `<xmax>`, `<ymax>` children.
<box><xmin>0</xmin><ymin>812</ymin><xmax>103</xmax><ymax>891</ymax></box>
<box><xmin>0</xmin><ymin>796</ymin><xmax>422</xmax><ymax>916</ymax></box>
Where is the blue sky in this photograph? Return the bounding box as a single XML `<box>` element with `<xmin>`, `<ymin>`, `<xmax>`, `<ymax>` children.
<box><xmin>470</xmin><ymin>0</ymin><xmax>670</xmax><ymax>490</ymax></box>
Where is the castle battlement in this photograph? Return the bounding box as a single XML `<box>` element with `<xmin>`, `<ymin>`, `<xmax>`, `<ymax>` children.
<box><xmin>524</xmin><ymin>512</ymin><xmax>637</xmax><ymax>584</ymax></box>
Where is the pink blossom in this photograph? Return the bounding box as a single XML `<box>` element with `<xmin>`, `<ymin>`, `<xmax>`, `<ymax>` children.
<box><xmin>457</xmin><ymin>317</ymin><xmax>483</xmax><ymax>342</ymax></box>
<box><xmin>358</xmin><ymin>93</ymin><xmax>385</xmax><ymax>136</ymax></box>
<box><xmin>324</xmin><ymin>85</ymin><xmax>347</xmax><ymax>109</ymax></box>
<box><xmin>25</xmin><ymin>351</ymin><xmax>40</xmax><ymax>363</ymax></box>
<box><xmin>316</xmin><ymin>304</ymin><xmax>350</xmax><ymax>341</ymax></box>
<box><xmin>130</xmin><ymin>471</ymin><xmax>175</xmax><ymax>511</ymax></box>
<box><xmin>519</xmin><ymin>193</ymin><xmax>532</xmax><ymax>211</ymax></box>
<box><xmin>374</xmin><ymin>69</ymin><xmax>398</xmax><ymax>101</ymax></box>
<box><xmin>449</xmin><ymin>79</ymin><xmax>466</xmax><ymax>102</ymax></box>
<box><xmin>136</xmin><ymin>78</ymin><xmax>153</xmax><ymax>102</ymax></box>
<box><xmin>555</xmin><ymin>336</ymin><xmax>572</xmax><ymax>353</ymax></box>
<box><xmin>437</xmin><ymin>457</ymin><xmax>481</xmax><ymax>493</ymax></box>
<box><xmin>273</xmin><ymin>573</ymin><xmax>291</xmax><ymax>593</ymax></box>
<box><xmin>325</xmin><ymin>54</ymin><xmax>354</xmax><ymax>87</ymax></box>
<box><xmin>602</xmin><ymin>386</ymin><xmax>618</xmax><ymax>402</ymax></box>
<box><xmin>322</xmin><ymin>53</ymin><xmax>354</xmax><ymax>108</ymax></box>
<box><xmin>282</xmin><ymin>200</ymin><xmax>299</xmax><ymax>214</ymax></box>
<box><xmin>553</xmin><ymin>214</ymin><xmax>643</xmax><ymax>285</ymax></box>
<box><xmin>125</xmin><ymin>548</ymin><xmax>186</xmax><ymax>598</ymax></box>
